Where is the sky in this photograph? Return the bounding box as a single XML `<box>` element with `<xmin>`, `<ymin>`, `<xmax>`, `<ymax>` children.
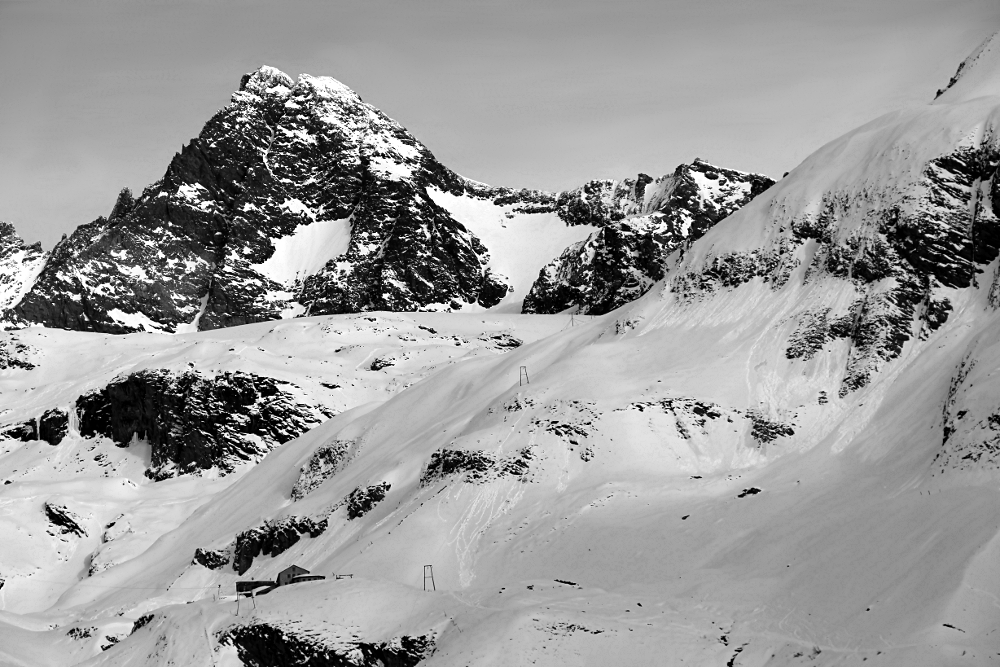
<box><xmin>1</xmin><ymin>0</ymin><xmax>999</xmax><ymax>248</ymax></box>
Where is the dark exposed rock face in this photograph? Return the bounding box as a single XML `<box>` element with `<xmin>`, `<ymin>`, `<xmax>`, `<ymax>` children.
<box><xmin>480</xmin><ymin>332</ymin><xmax>522</xmax><ymax>349</ymax></box>
<box><xmin>39</xmin><ymin>408</ymin><xmax>68</xmax><ymax>446</ymax></box>
<box><xmin>345</xmin><ymin>482</ymin><xmax>390</xmax><ymax>520</ymax></box>
<box><xmin>937</xmin><ymin>353</ymin><xmax>1000</xmax><ymax>472</ymax></box>
<box><xmin>747</xmin><ymin>410</ymin><xmax>795</xmax><ymax>444</ymax></box>
<box><xmin>219</xmin><ymin>623</ymin><xmax>435</xmax><ymax>667</ymax></box>
<box><xmin>130</xmin><ymin>614</ymin><xmax>155</xmax><ymax>635</ymax></box>
<box><xmin>419</xmin><ymin>447</ymin><xmax>534</xmax><ymax>486</ymax></box>
<box><xmin>12</xmin><ymin>180</ymin><xmax>219</xmax><ymax>333</ymax></box>
<box><xmin>1</xmin><ymin>419</ymin><xmax>37</xmax><ymax>442</ymax></box>
<box><xmin>523</xmin><ymin>160</ymin><xmax>774</xmax><ymax>314</ymax></box>
<box><xmin>192</xmin><ymin>547</ymin><xmax>230</xmax><ymax>570</ymax></box>
<box><xmin>618</xmin><ymin>398</ymin><xmax>732</xmax><ymax>436</ymax></box>
<box><xmin>233</xmin><ymin>516</ymin><xmax>328</xmax><ymax>575</ymax></box>
<box><xmin>76</xmin><ymin>369</ymin><xmax>333</xmax><ymax>479</ymax></box>
<box><xmin>291</xmin><ymin>440</ymin><xmax>356</xmax><ymax>500</ymax></box>
<box><xmin>0</xmin><ymin>335</ymin><xmax>35</xmax><ymax>370</ymax></box>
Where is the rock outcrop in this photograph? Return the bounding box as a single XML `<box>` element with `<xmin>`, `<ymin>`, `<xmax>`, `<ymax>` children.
<box><xmin>290</xmin><ymin>439</ymin><xmax>357</xmax><ymax>500</ymax></box>
<box><xmin>75</xmin><ymin>369</ymin><xmax>333</xmax><ymax>479</ymax></box>
<box><xmin>522</xmin><ymin>160</ymin><xmax>774</xmax><ymax>314</ymax></box>
<box><xmin>219</xmin><ymin>624</ymin><xmax>435</xmax><ymax>667</ymax></box>
<box><xmin>44</xmin><ymin>501</ymin><xmax>88</xmax><ymax>537</ymax></box>
<box><xmin>233</xmin><ymin>516</ymin><xmax>328</xmax><ymax>574</ymax></box>
<box><xmin>344</xmin><ymin>482</ymin><xmax>390</xmax><ymax>520</ymax></box>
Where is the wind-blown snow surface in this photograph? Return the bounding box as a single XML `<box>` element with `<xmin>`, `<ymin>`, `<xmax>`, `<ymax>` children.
<box><xmin>5</xmin><ymin>33</ymin><xmax>1000</xmax><ymax>667</ymax></box>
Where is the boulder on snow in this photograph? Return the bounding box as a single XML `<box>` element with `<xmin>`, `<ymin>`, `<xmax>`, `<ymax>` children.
<box><xmin>44</xmin><ymin>501</ymin><xmax>87</xmax><ymax>537</ymax></box>
<box><xmin>290</xmin><ymin>439</ymin><xmax>356</xmax><ymax>500</ymax></box>
<box><xmin>345</xmin><ymin>482</ymin><xmax>391</xmax><ymax>520</ymax></box>
<box><xmin>38</xmin><ymin>408</ymin><xmax>68</xmax><ymax>446</ymax></box>
<box><xmin>192</xmin><ymin>547</ymin><xmax>230</xmax><ymax>570</ymax></box>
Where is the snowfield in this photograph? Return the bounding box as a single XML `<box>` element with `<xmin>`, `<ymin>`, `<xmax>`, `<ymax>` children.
<box><xmin>425</xmin><ymin>187</ymin><xmax>598</xmax><ymax>311</ymax></box>
<box><xmin>2</xmin><ymin>29</ymin><xmax>1000</xmax><ymax>667</ymax></box>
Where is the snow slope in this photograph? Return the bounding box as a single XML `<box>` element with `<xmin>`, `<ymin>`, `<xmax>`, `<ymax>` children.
<box><xmin>31</xmin><ymin>267</ymin><xmax>1000</xmax><ymax>666</ymax></box>
<box><xmin>425</xmin><ymin>187</ymin><xmax>597</xmax><ymax>311</ymax></box>
<box><xmin>251</xmin><ymin>215</ymin><xmax>353</xmax><ymax>288</ymax></box>
<box><xmin>0</xmin><ymin>313</ymin><xmax>566</xmax><ymax>618</ymax></box>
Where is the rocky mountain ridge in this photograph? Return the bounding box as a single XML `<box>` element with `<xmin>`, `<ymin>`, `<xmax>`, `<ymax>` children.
<box><xmin>0</xmin><ymin>66</ymin><xmax>770</xmax><ymax>333</ymax></box>
<box><xmin>0</xmin><ymin>221</ymin><xmax>46</xmax><ymax>312</ymax></box>
<box><xmin>523</xmin><ymin>159</ymin><xmax>773</xmax><ymax>314</ymax></box>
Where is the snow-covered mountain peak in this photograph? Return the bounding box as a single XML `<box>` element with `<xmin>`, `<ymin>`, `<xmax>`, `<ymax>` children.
<box><xmin>296</xmin><ymin>72</ymin><xmax>362</xmax><ymax>103</ymax></box>
<box><xmin>236</xmin><ymin>64</ymin><xmax>294</xmax><ymax>100</ymax></box>
<box><xmin>934</xmin><ymin>30</ymin><xmax>1000</xmax><ymax>103</ymax></box>
<box><xmin>1</xmin><ymin>62</ymin><xmax>770</xmax><ymax>332</ymax></box>
<box><xmin>0</xmin><ymin>221</ymin><xmax>46</xmax><ymax>312</ymax></box>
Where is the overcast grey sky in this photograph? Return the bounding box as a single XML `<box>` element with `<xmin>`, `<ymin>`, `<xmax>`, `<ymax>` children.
<box><xmin>2</xmin><ymin>0</ymin><xmax>998</xmax><ymax>247</ymax></box>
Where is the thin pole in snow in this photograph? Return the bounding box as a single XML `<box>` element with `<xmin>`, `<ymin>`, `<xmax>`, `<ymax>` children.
<box><xmin>519</xmin><ymin>366</ymin><xmax>529</xmax><ymax>386</ymax></box>
<box><xmin>970</xmin><ymin>178</ymin><xmax>980</xmax><ymax>288</ymax></box>
<box><xmin>423</xmin><ymin>565</ymin><xmax>436</xmax><ymax>591</ymax></box>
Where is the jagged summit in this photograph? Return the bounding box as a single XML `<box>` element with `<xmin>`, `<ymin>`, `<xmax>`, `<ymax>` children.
<box><xmin>0</xmin><ymin>221</ymin><xmax>45</xmax><ymax>313</ymax></box>
<box><xmin>238</xmin><ymin>65</ymin><xmax>358</xmax><ymax>101</ymax></box>
<box><xmin>237</xmin><ymin>65</ymin><xmax>294</xmax><ymax>97</ymax></box>
<box><xmin>522</xmin><ymin>158</ymin><xmax>773</xmax><ymax>314</ymax></box>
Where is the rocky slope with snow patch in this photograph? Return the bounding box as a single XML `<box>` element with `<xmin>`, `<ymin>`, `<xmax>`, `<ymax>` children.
<box><xmin>0</xmin><ymin>221</ymin><xmax>46</xmax><ymax>314</ymax></box>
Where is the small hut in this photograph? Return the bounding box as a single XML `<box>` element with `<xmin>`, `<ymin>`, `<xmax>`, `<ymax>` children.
<box><xmin>276</xmin><ymin>565</ymin><xmax>310</xmax><ymax>586</ymax></box>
